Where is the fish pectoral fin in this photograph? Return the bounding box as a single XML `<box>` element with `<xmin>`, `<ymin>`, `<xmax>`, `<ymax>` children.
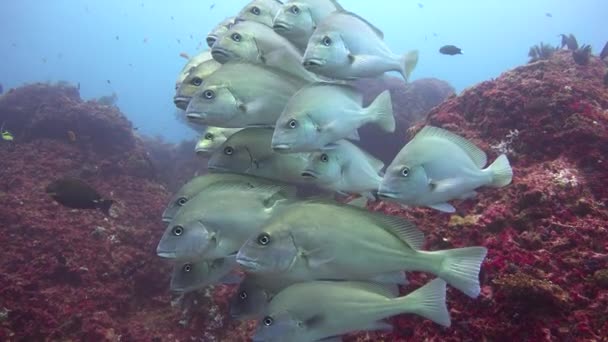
<box><xmin>321</xmin><ymin>142</ymin><xmax>339</xmax><ymax>150</ymax></box>
<box><xmin>304</xmin><ymin>313</ymin><xmax>326</xmax><ymax>329</ymax></box>
<box><xmin>429</xmin><ymin>177</ymin><xmax>464</xmax><ymax>193</ymax></box>
<box><xmin>428</xmin><ymin>203</ymin><xmax>456</xmax><ymax>213</ymax></box>
<box><xmin>345</xmin><ymin>129</ymin><xmax>360</xmax><ymax>141</ymax></box>
<box><xmin>303</xmin><ymin>246</ymin><xmax>335</xmax><ymax>268</ymax></box>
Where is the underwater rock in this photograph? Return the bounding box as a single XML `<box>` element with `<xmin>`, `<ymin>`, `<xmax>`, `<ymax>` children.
<box><xmin>367</xmin><ymin>49</ymin><xmax>608</xmax><ymax>341</ymax></box>
<box><xmin>351</xmin><ymin>77</ymin><xmax>455</xmax><ymax>163</ymax></box>
<box><xmin>0</xmin><ymin>84</ymin><xmax>249</xmax><ymax>340</ymax></box>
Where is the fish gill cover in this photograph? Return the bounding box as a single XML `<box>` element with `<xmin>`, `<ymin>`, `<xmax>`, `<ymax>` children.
<box><xmin>0</xmin><ymin>4</ymin><xmax>607</xmax><ymax>342</ymax></box>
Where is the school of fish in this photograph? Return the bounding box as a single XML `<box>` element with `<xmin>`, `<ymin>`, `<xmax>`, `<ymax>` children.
<box><xmin>160</xmin><ymin>1</ymin><xmax>513</xmax><ymax>341</ymax></box>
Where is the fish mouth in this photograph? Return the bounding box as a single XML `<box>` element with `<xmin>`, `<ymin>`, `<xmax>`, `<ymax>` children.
<box><xmin>301</xmin><ymin>169</ymin><xmax>318</xmax><ymax>178</ymax></box>
<box><xmin>156</xmin><ymin>250</ymin><xmax>177</xmax><ymax>259</ymax></box>
<box><xmin>271</xmin><ymin>143</ymin><xmax>292</xmax><ymax>152</ymax></box>
<box><xmin>272</xmin><ymin>21</ymin><xmax>291</xmax><ymax>32</ymax></box>
<box><xmin>302</xmin><ymin>58</ymin><xmax>326</xmax><ymax>68</ymax></box>
<box><xmin>377</xmin><ymin>190</ymin><xmax>399</xmax><ymax>199</ymax></box>
<box><xmin>211</xmin><ymin>47</ymin><xmax>234</xmax><ymax>63</ymax></box>
<box><xmin>235</xmin><ymin>254</ymin><xmax>261</xmax><ymax>270</ymax></box>
<box><xmin>206</xmin><ymin>36</ymin><xmax>217</xmax><ymax>47</ymax></box>
<box><xmin>173</xmin><ymin>96</ymin><xmax>191</xmax><ymax>110</ymax></box>
<box><xmin>186</xmin><ymin>112</ymin><xmax>207</xmax><ymax>122</ymax></box>
<box><xmin>195</xmin><ymin>148</ymin><xmax>211</xmax><ymax>155</ymax></box>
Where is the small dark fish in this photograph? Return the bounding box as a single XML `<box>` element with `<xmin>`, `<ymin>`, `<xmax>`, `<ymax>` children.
<box><xmin>106</xmin><ymin>79</ymin><xmax>111</xmax><ymax>84</ymax></box>
<box><xmin>177</xmin><ymin>38</ymin><xmax>181</xmax><ymax>44</ymax></box>
<box><xmin>600</xmin><ymin>42</ymin><xmax>608</xmax><ymax>61</ymax></box>
<box><xmin>11</xmin><ymin>42</ymin><xmax>17</xmax><ymax>47</ymax></box>
<box><xmin>210</xmin><ymin>4</ymin><xmax>215</xmax><ymax>10</ymax></box>
<box><xmin>171</xmin><ymin>16</ymin><xmax>174</xmax><ymax>20</ymax></box>
<box><xmin>116</xmin><ymin>35</ymin><xmax>119</xmax><ymax>40</ymax></box>
<box><xmin>439</xmin><ymin>45</ymin><xmax>462</xmax><ymax>55</ymax></box>
<box><xmin>46</xmin><ymin>177</ymin><xmax>114</xmax><ymax>215</ymax></box>
<box><xmin>42</xmin><ymin>57</ymin><xmax>47</xmax><ymax>63</ymax></box>
<box><xmin>432</xmin><ymin>32</ymin><xmax>438</xmax><ymax>37</ymax></box>
<box><xmin>545</xmin><ymin>12</ymin><xmax>552</xmax><ymax>18</ymax></box>
<box><xmin>417</xmin><ymin>3</ymin><xmax>423</xmax><ymax>8</ymax></box>
<box><xmin>77</xmin><ymin>82</ymin><xmax>80</xmax><ymax>90</ymax></box>
<box><xmin>0</xmin><ymin>83</ymin><xmax>3</xmax><ymax>95</ymax></box>
<box><xmin>190</xmin><ymin>34</ymin><xmax>193</xmax><ymax>39</ymax></box>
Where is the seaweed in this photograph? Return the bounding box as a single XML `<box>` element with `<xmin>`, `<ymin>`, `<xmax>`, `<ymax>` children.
<box><xmin>528</xmin><ymin>42</ymin><xmax>558</xmax><ymax>63</ymax></box>
<box><xmin>572</xmin><ymin>44</ymin><xmax>592</xmax><ymax>66</ymax></box>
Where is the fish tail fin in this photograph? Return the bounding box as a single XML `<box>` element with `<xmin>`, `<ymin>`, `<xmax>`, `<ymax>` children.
<box><xmin>423</xmin><ymin>246</ymin><xmax>487</xmax><ymax>298</ymax></box>
<box><xmin>367</xmin><ymin>90</ymin><xmax>395</xmax><ymax>132</ymax></box>
<box><xmin>99</xmin><ymin>199</ymin><xmax>114</xmax><ymax>215</ymax></box>
<box><xmin>399</xmin><ymin>50</ymin><xmax>419</xmax><ymax>81</ymax></box>
<box><xmin>486</xmin><ymin>154</ymin><xmax>513</xmax><ymax>187</ymax></box>
<box><xmin>395</xmin><ymin>278</ymin><xmax>451</xmax><ymax>327</ymax></box>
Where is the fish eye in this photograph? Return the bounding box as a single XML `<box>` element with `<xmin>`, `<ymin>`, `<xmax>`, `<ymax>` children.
<box><xmin>182</xmin><ymin>263</ymin><xmax>192</xmax><ymax>272</ymax></box>
<box><xmin>290</xmin><ymin>5</ymin><xmax>300</xmax><ymax>14</ymax></box>
<box><xmin>177</xmin><ymin>197</ymin><xmax>188</xmax><ymax>206</ymax></box>
<box><xmin>204</xmin><ymin>133</ymin><xmax>214</xmax><ymax>140</ymax></box>
<box><xmin>231</xmin><ymin>32</ymin><xmax>242</xmax><ymax>42</ymax></box>
<box><xmin>239</xmin><ymin>291</ymin><xmax>248</xmax><ymax>299</ymax></box>
<box><xmin>203</xmin><ymin>90</ymin><xmax>215</xmax><ymax>99</ymax></box>
<box><xmin>322</xmin><ymin>36</ymin><xmax>332</xmax><ymax>46</ymax></box>
<box><xmin>191</xmin><ymin>77</ymin><xmax>203</xmax><ymax>86</ymax></box>
<box><xmin>401</xmin><ymin>167</ymin><xmax>410</xmax><ymax>177</ymax></box>
<box><xmin>224</xmin><ymin>146</ymin><xmax>234</xmax><ymax>155</ymax></box>
<box><xmin>172</xmin><ymin>225</ymin><xmax>184</xmax><ymax>236</ymax></box>
<box><xmin>263</xmin><ymin>316</ymin><xmax>274</xmax><ymax>326</ymax></box>
<box><xmin>320</xmin><ymin>153</ymin><xmax>329</xmax><ymax>162</ymax></box>
<box><xmin>287</xmin><ymin>119</ymin><xmax>298</xmax><ymax>129</ymax></box>
<box><xmin>250</xmin><ymin>6</ymin><xmax>261</xmax><ymax>15</ymax></box>
<box><xmin>257</xmin><ymin>233</ymin><xmax>271</xmax><ymax>246</ymax></box>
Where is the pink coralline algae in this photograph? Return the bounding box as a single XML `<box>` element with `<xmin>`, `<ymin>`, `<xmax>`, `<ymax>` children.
<box><xmin>0</xmin><ymin>46</ymin><xmax>607</xmax><ymax>341</ymax></box>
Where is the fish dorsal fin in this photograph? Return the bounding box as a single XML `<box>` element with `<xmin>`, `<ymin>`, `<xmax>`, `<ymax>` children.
<box><xmin>337</xmin><ymin>281</ymin><xmax>399</xmax><ymax>298</ymax></box>
<box><xmin>415</xmin><ymin>126</ymin><xmax>487</xmax><ymax>168</ymax></box>
<box><xmin>329</xmin><ymin>0</ymin><xmax>344</xmax><ymax>11</ymax></box>
<box><xmin>370</xmin><ymin>214</ymin><xmax>425</xmax><ymax>250</ymax></box>
<box><xmin>339</xmin><ymin>11</ymin><xmax>384</xmax><ymax>39</ymax></box>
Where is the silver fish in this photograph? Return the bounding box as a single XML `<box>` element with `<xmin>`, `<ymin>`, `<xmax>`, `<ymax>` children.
<box><xmin>237</xmin><ymin>0</ymin><xmax>283</xmax><ymax>28</ymax></box>
<box><xmin>236</xmin><ymin>199</ymin><xmax>487</xmax><ymax>298</ymax></box>
<box><xmin>211</xmin><ymin>19</ymin><xmax>318</xmax><ymax>82</ymax></box>
<box><xmin>174</xmin><ymin>53</ymin><xmax>222</xmax><ymax>110</ymax></box>
<box><xmin>170</xmin><ymin>256</ymin><xmax>241</xmax><ymax>293</ymax></box>
<box><xmin>302</xmin><ymin>140</ymin><xmax>384</xmax><ymax>198</ymax></box>
<box><xmin>302</xmin><ymin>10</ymin><xmax>419</xmax><ymax>80</ymax></box>
<box><xmin>162</xmin><ymin>173</ymin><xmax>283</xmax><ymax>223</ymax></box>
<box><xmin>271</xmin><ymin>83</ymin><xmax>394</xmax><ymax>152</ymax></box>
<box><xmin>185</xmin><ymin>62</ymin><xmax>308</xmax><ymax>128</ymax></box>
<box><xmin>157</xmin><ymin>181</ymin><xmax>295</xmax><ymax>260</ymax></box>
<box><xmin>273</xmin><ymin>0</ymin><xmax>344</xmax><ymax>52</ymax></box>
<box><xmin>175</xmin><ymin>50</ymin><xmax>214</xmax><ymax>92</ymax></box>
<box><xmin>252</xmin><ymin>278</ymin><xmax>450</xmax><ymax>342</ymax></box>
<box><xmin>208</xmin><ymin>127</ymin><xmax>313</xmax><ymax>185</ymax></box>
<box><xmin>378</xmin><ymin>126</ymin><xmax>513</xmax><ymax>213</ymax></box>
<box><xmin>207</xmin><ymin>17</ymin><xmax>238</xmax><ymax>47</ymax></box>
<box><xmin>195</xmin><ymin>127</ymin><xmax>243</xmax><ymax>156</ymax></box>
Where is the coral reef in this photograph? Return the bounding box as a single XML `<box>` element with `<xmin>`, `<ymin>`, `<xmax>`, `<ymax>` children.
<box><xmin>1</xmin><ymin>47</ymin><xmax>607</xmax><ymax>341</ymax></box>
<box><xmin>0</xmin><ymin>84</ymin><xmax>248</xmax><ymax>341</ymax></box>
<box><xmin>528</xmin><ymin>42</ymin><xmax>558</xmax><ymax>63</ymax></box>
<box><xmin>352</xmin><ymin>77</ymin><xmax>455</xmax><ymax>163</ymax></box>
<box><xmin>366</xmin><ymin>49</ymin><xmax>608</xmax><ymax>340</ymax></box>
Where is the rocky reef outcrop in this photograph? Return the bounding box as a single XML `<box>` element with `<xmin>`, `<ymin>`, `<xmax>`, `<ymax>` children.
<box><xmin>0</xmin><ymin>46</ymin><xmax>606</xmax><ymax>340</ymax></box>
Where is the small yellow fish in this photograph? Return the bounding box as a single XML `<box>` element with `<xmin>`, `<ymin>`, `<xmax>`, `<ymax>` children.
<box><xmin>1</xmin><ymin>130</ymin><xmax>14</xmax><ymax>141</ymax></box>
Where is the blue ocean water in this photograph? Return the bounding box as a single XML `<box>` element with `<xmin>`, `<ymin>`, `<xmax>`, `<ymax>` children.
<box><xmin>0</xmin><ymin>0</ymin><xmax>605</xmax><ymax>142</ymax></box>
